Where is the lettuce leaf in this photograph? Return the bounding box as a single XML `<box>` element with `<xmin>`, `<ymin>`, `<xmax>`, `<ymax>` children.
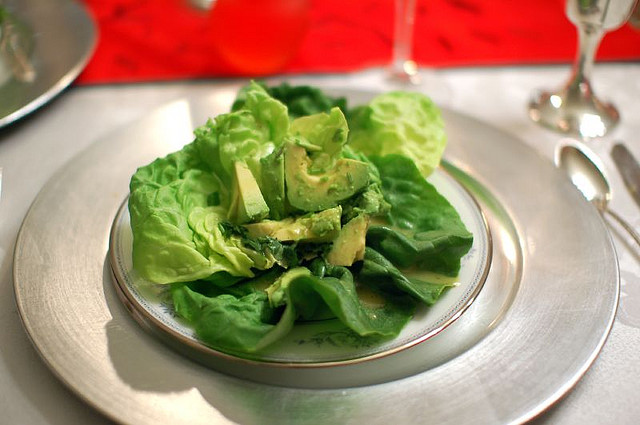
<box><xmin>358</xmin><ymin>248</ymin><xmax>453</xmax><ymax>304</ymax></box>
<box><xmin>129</xmin><ymin>83</ymin><xmax>292</xmax><ymax>284</ymax></box>
<box><xmin>128</xmin><ymin>143</ymin><xmax>240</xmax><ymax>284</ymax></box>
<box><xmin>172</xmin><ymin>282</ymin><xmax>279</xmax><ymax>353</ymax></box>
<box><xmin>348</xmin><ymin>91</ymin><xmax>446</xmax><ymax>176</ymax></box>
<box><xmin>368</xmin><ymin>154</ymin><xmax>473</xmax><ymax>277</ymax></box>
<box><xmin>233</xmin><ymin>82</ymin><xmax>348</xmax><ymax>119</ymax></box>
<box><xmin>193</xmin><ymin>81</ymin><xmax>289</xmax><ymax>187</ymax></box>
<box><xmin>171</xmin><ymin>261</ymin><xmax>415</xmax><ymax>354</ymax></box>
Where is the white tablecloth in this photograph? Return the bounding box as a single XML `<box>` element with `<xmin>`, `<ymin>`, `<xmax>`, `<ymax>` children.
<box><xmin>1</xmin><ymin>64</ymin><xmax>639</xmax><ymax>424</ymax></box>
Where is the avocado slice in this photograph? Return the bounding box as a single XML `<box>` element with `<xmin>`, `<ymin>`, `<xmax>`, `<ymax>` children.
<box><xmin>260</xmin><ymin>147</ymin><xmax>286</xmax><ymax>220</ymax></box>
<box><xmin>326</xmin><ymin>214</ymin><xmax>370</xmax><ymax>266</ymax></box>
<box><xmin>290</xmin><ymin>107</ymin><xmax>348</xmax><ymax>173</ymax></box>
<box><xmin>227</xmin><ymin>161</ymin><xmax>270</xmax><ymax>224</ymax></box>
<box><xmin>243</xmin><ymin>206</ymin><xmax>342</xmax><ymax>243</ymax></box>
<box><xmin>284</xmin><ymin>142</ymin><xmax>370</xmax><ymax>212</ymax></box>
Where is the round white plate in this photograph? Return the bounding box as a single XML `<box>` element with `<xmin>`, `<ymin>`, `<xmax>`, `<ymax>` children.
<box><xmin>108</xmin><ymin>165</ymin><xmax>491</xmax><ymax>371</ymax></box>
<box><xmin>13</xmin><ymin>88</ymin><xmax>618</xmax><ymax>424</ymax></box>
<box><xmin>0</xmin><ymin>0</ymin><xmax>96</xmax><ymax>128</ymax></box>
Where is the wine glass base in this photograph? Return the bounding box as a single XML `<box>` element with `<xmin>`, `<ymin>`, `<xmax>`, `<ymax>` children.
<box><xmin>528</xmin><ymin>89</ymin><xmax>620</xmax><ymax>139</ymax></box>
<box><xmin>389</xmin><ymin>60</ymin><xmax>421</xmax><ymax>85</ymax></box>
<box><xmin>386</xmin><ymin>66</ymin><xmax>452</xmax><ymax>106</ymax></box>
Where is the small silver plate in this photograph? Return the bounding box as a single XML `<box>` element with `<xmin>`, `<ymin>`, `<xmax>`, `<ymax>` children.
<box><xmin>0</xmin><ymin>0</ymin><xmax>96</xmax><ymax>128</ymax></box>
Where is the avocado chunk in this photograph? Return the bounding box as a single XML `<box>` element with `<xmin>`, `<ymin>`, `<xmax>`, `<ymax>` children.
<box><xmin>284</xmin><ymin>142</ymin><xmax>370</xmax><ymax>212</ymax></box>
<box><xmin>326</xmin><ymin>214</ymin><xmax>369</xmax><ymax>266</ymax></box>
<box><xmin>243</xmin><ymin>206</ymin><xmax>342</xmax><ymax>243</ymax></box>
<box><xmin>260</xmin><ymin>147</ymin><xmax>286</xmax><ymax>220</ymax></box>
<box><xmin>227</xmin><ymin>161</ymin><xmax>270</xmax><ymax>224</ymax></box>
<box><xmin>290</xmin><ymin>107</ymin><xmax>348</xmax><ymax>173</ymax></box>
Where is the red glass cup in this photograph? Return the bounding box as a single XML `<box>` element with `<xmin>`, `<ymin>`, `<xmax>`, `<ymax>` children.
<box><xmin>209</xmin><ymin>0</ymin><xmax>311</xmax><ymax>76</ymax></box>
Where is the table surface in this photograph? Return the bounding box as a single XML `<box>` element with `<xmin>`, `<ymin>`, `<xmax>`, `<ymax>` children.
<box><xmin>1</xmin><ymin>65</ymin><xmax>639</xmax><ymax>425</ymax></box>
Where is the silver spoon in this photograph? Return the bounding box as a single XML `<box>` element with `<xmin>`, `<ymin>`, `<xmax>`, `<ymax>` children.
<box><xmin>556</xmin><ymin>141</ymin><xmax>640</xmax><ymax>247</ymax></box>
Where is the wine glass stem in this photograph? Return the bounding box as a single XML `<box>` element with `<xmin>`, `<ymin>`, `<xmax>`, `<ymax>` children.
<box><xmin>569</xmin><ymin>23</ymin><xmax>604</xmax><ymax>92</ymax></box>
<box><xmin>392</xmin><ymin>0</ymin><xmax>417</xmax><ymax>77</ymax></box>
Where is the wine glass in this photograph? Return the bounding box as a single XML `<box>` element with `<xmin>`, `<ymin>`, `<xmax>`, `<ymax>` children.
<box><xmin>388</xmin><ymin>0</ymin><xmax>451</xmax><ymax>104</ymax></box>
<box><xmin>528</xmin><ymin>0</ymin><xmax>638</xmax><ymax>139</ymax></box>
<box><xmin>390</xmin><ymin>0</ymin><xmax>420</xmax><ymax>84</ymax></box>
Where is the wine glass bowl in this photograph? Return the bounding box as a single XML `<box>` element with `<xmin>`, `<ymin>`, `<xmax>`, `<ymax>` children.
<box><xmin>528</xmin><ymin>0</ymin><xmax>638</xmax><ymax>139</ymax></box>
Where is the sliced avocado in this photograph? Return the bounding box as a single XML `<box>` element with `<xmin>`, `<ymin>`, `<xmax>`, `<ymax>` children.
<box><xmin>227</xmin><ymin>161</ymin><xmax>270</xmax><ymax>224</ymax></box>
<box><xmin>326</xmin><ymin>214</ymin><xmax>370</xmax><ymax>266</ymax></box>
<box><xmin>284</xmin><ymin>142</ymin><xmax>370</xmax><ymax>212</ymax></box>
<box><xmin>243</xmin><ymin>206</ymin><xmax>342</xmax><ymax>243</ymax></box>
<box><xmin>260</xmin><ymin>147</ymin><xmax>286</xmax><ymax>220</ymax></box>
<box><xmin>290</xmin><ymin>107</ymin><xmax>348</xmax><ymax>173</ymax></box>
<box><xmin>266</xmin><ymin>267</ymin><xmax>312</xmax><ymax>308</ymax></box>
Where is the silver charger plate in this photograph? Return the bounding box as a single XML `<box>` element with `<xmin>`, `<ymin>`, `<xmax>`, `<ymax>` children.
<box><xmin>0</xmin><ymin>0</ymin><xmax>96</xmax><ymax>128</ymax></box>
<box><xmin>13</xmin><ymin>88</ymin><xmax>618</xmax><ymax>424</ymax></box>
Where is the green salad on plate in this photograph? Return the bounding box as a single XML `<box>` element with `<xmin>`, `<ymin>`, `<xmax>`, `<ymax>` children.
<box><xmin>127</xmin><ymin>82</ymin><xmax>473</xmax><ymax>356</ymax></box>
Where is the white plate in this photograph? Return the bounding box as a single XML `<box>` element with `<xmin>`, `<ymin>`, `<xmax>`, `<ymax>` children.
<box><xmin>0</xmin><ymin>0</ymin><xmax>96</xmax><ymax>127</ymax></box>
<box><xmin>108</xmin><ymin>164</ymin><xmax>491</xmax><ymax>374</ymax></box>
<box><xmin>13</xmin><ymin>88</ymin><xmax>618</xmax><ymax>424</ymax></box>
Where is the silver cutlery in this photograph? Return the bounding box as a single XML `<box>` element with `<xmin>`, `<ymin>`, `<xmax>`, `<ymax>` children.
<box><xmin>556</xmin><ymin>140</ymin><xmax>640</xmax><ymax>248</ymax></box>
<box><xmin>611</xmin><ymin>143</ymin><xmax>640</xmax><ymax>210</ymax></box>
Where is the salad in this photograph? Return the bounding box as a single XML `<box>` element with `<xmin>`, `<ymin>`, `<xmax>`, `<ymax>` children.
<box><xmin>128</xmin><ymin>82</ymin><xmax>473</xmax><ymax>357</ymax></box>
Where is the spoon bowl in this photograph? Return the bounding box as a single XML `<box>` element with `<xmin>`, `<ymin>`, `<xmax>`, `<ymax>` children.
<box><xmin>556</xmin><ymin>140</ymin><xmax>640</xmax><ymax>247</ymax></box>
<box><xmin>556</xmin><ymin>142</ymin><xmax>611</xmax><ymax>210</ymax></box>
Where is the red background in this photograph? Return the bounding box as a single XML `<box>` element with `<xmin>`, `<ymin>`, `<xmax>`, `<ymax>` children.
<box><xmin>76</xmin><ymin>0</ymin><xmax>640</xmax><ymax>84</ymax></box>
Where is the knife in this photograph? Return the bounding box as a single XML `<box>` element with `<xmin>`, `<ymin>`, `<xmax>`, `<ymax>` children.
<box><xmin>611</xmin><ymin>143</ymin><xmax>640</xmax><ymax>210</ymax></box>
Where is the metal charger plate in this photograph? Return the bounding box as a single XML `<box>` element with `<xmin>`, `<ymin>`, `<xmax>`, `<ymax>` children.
<box><xmin>13</xmin><ymin>88</ymin><xmax>618</xmax><ymax>425</ymax></box>
<box><xmin>0</xmin><ymin>0</ymin><xmax>96</xmax><ymax>127</ymax></box>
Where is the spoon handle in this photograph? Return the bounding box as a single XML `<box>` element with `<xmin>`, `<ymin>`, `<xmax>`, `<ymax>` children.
<box><xmin>605</xmin><ymin>209</ymin><xmax>640</xmax><ymax>248</ymax></box>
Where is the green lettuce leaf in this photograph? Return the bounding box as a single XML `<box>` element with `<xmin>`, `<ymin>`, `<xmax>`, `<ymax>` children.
<box><xmin>194</xmin><ymin>81</ymin><xmax>289</xmax><ymax>186</ymax></box>
<box><xmin>233</xmin><ymin>82</ymin><xmax>348</xmax><ymax>119</ymax></box>
<box><xmin>368</xmin><ymin>154</ymin><xmax>473</xmax><ymax>276</ymax></box>
<box><xmin>339</xmin><ymin>145</ymin><xmax>390</xmax><ymax>221</ymax></box>
<box><xmin>172</xmin><ymin>282</ymin><xmax>279</xmax><ymax>353</ymax></box>
<box><xmin>358</xmin><ymin>248</ymin><xmax>453</xmax><ymax>304</ymax></box>
<box><xmin>171</xmin><ymin>262</ymin><xmax>415</xmax><ymax>354</ymax></box>
<box><xmin>129</xmin><ymin>83</ymin><xmax>294</xmax><ymax>284</ymax></box>
<box><xmin>348</xmin><ymin>91</ymin><xmax>446</xmax><ymax>176</ymax></box>
<box><xmin>128</xmin><ymin>143</ymin><xmax>238</xmax><ymax>284</ymax></box>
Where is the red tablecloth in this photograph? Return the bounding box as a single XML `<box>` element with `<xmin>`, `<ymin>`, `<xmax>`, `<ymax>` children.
<box><xmin>76</xmin><ymin>0</ymin><xmax>640</xmax><ymax>85</ymax></box>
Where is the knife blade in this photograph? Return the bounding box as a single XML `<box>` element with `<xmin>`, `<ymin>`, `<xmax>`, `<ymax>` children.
<box><xmin>611</xmin><ymin>143</ymin><xmax>640</xmax><ymax>210</ymax></box>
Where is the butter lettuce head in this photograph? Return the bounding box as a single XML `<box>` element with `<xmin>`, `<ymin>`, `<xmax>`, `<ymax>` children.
<box><xmin>128</xmin><ymin>83</ymin><xmax>471</xmax><ymax>356</ymax></box>
<box><xmin>128</xmin><ymin>143</ymin><xmax>258</xmax><ymax>284</ymax></box>
<box><xmin>128</xmin><ymin>82</ymin><xmax>289</xmax><ymax>284</ymax></box>
<box><xmin>348</xmin><ymin>91</ymin><xmax>446</xmax><ymax>176</ymax></box>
